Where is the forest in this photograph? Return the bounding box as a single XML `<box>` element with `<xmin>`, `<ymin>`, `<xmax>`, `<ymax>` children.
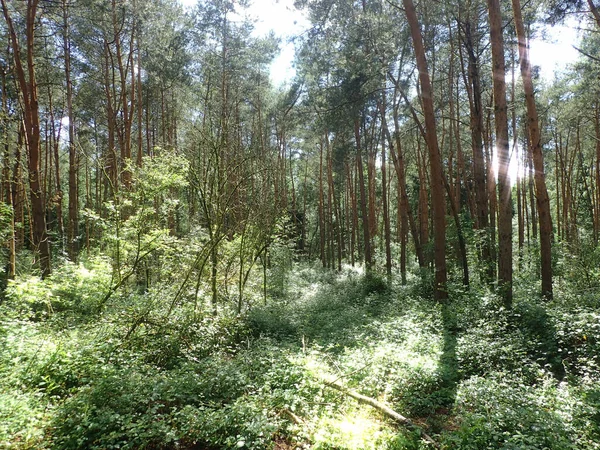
<box><xmin>0</xmin><ymin>0</ymin><xmax>599</xmax><ymax>448</ymax></box>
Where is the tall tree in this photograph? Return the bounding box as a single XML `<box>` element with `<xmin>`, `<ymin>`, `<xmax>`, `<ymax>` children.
<box><xmin>1</xmin><ymin>0</ymin><xmax>51</xmax><ymax>277</ymax></box>
<box><xmin>487</xmin><ymin>0</ymin><xmax>512</xmax><ymax>305</ymax></box>
<box><xmin>63</xmin><ymin>0</ymin><xmax>78</xmax><ymax>261</ymax></box>
<box><xmin>403</xmin><ymin>0</ymin><xmax>447</xmax><ymax>300</ymax></box>
<box><xmin>511</xmin><ymin>0</ymin><xmax>553</xmax><ymax>299</ymax></box>
<box><xmin>458</xmin><ymin>7</ymin><xmax>493</xmax><ymax>283</ymax></box>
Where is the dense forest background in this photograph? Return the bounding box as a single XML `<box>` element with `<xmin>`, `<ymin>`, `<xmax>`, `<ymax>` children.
<box><xmin>1</xmin><ymin>0</ymin><xmax>600</xmax><ymax>448</ymax></box>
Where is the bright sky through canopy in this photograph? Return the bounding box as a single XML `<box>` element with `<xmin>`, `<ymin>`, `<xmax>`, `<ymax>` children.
<box><xmin>530</xmin><ymin>17</ymin><xmax>580</xmax><ymax>81</ymax></box>
<box><xmin>179</xmin><ymin>0</ymin><xmax>309</xmax><ymax>85</ymax></box>
<box><xmin>178</xmin><ymin>1</ymin><xmax>580</xmax><ymax>86</ymax></box>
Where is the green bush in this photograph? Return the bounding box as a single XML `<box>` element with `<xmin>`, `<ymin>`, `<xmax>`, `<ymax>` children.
<box><xmin>443</xmin><ymin>374</ymin><xmax>590</xmax><ymax>450</ymax></box>
<box><xmin>3</xmin><ymin>257</ymin><xmax>111</xmax><ymax>321</ymax></box>
<box><xmin>553</xmin><ymin>308</ymin><xmax>600</xmax><ymax>378</ymax></box>
<box><xmin>49</xmin><ymin>357</ymin><xmax>266</xmax><ymax>450</ymax></box>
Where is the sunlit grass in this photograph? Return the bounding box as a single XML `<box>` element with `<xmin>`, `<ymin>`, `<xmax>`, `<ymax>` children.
<box><xmin>311</xmin><ymin>405</ymin><xmax>398</xmax><ymax>450</ymax></box>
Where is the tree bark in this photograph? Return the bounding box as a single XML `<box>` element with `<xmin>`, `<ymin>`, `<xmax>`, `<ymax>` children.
<box><xmin>511</xmin><ymin>0</ymin><xmax>553</xmax><ymax>299</ymax></box>
<box><xmin>63</xmin><ymin>0</ymin><xmax>78</xmax><ymax>261</ymax></box>
<box><xmin>1</xmin><ymin>69</ymin><xmax>15</xmax><ymax>279</ymax></box>
<box><xmin>459</xmin><ymin>17</ymin><xmax>493</xmax><ymax>282</ymax></box>
<box><xmin>323</xmin><ymin>378</ymin><xmax>439</xmax><ymax>448</ymax></box>
<box><xmin>355</xmin><ymin>118</ymin><xmax>372</xmax><ymax>271</ymax></box>
<box><xmin>403</xmin><ymin>0</ymin><xmax>447</xmax><ymax>300</ymax></box>
<box><xmin>2</xmin><ymin>0</ymin><xmax>51</xmax><ymax>277</ymax></box>
<box><xmin>487</xmin><ymin>0</ymin><xmax>512</xmax><ymax>306</ymax></box>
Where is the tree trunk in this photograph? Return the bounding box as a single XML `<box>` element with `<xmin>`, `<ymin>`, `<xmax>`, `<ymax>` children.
<box><xmin>355</xmin><ymin>118</ymin><xmax>372</xmax><ymax>271</ymax></box>
<box><xmin>318</xmin><ymin>140</ymin><xmax>326</xmax><ymax>267</ymax></box>
<box><xmin>487</xmin><ymin>0</ymin><xmax>512</xmax><ymax>306</ymax></box>
<box><xmin>511</xmin><ymin>0</ymin><xmax>553</xmax><ymax>299</ymax></box>
<box><xmin>460</xmin><ymin>17</ymin><xmax>493</xmax><ymax>282</ymax></box>
<box><xmin>1</xmin><ymin>70</ymin><xmax>15</xmax><ymax>278</ymax></box>
<box><xmin>63</xmin><ymin>0</ymin><xmax>78</xmax><ymax>261</ymax></box>
<box><xmin>403</xmin><ymin>0</ymin><xmax>447</xmax><ymax>300</ymax></box>
<box><xmin>381</xmin><ymin>120</ymin><xmax>392</xmax><ymax>277</ymax></box>
<box><xmin>2</xmin><ymin>0</ymin><xmax>51</xmax><ymax>278</ymax></box>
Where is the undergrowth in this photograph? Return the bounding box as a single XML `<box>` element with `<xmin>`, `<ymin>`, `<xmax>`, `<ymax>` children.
<box><xmin>0</xmin><ymin>259</ymin><xmax>598</xmax><ymax>449</ymax></box>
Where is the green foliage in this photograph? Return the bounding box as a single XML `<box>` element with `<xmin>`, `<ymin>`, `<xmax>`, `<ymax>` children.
<box><xmin>3</xmin><ymin>256</ymin><xmax>111</xmax><ymax>321</ymax></box>
<box><xmin>2</xmin><ymin>260</ymin><xmax>600</xmax><ymax>450</ymax></box>
<box><xmin>50</xmin><ymin>358</ymin><xmax>278</xmax><ymax>450</ymax></box>
<box><xmin>0</xmin><ymin>389</ymin><xmax>49</xmax><ymax>449</ymax></box>
<box><xmin>443</xmin><ymin>374</ymin><xmax>589</xmax><ymax>450</ymax></box>
<box><xmin>0</xmin><ymin>201</ymin><xmax>12</xmax><ymax>243</ymax></box>
<box><xmin>553</xmin><ymin>307</ymin><xmax>600</xmax><ymax>378</ymax></box>
<box><xmin>267</xmin><ymin>237</ymin><xmax>295</xmax><ymax>299</ymax></box>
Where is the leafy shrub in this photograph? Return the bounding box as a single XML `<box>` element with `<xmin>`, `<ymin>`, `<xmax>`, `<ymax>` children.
<box><xmin>3</xmin><ymin>257</ymin><xmax>111</xmax><ymax>321</ymax></box>
<box><xmin>444</xmin><ymin>374</ymin><xmax>591</xmax><ymax>450</ymax></box>
<box><xmin>50</xmin><ymin>357</ymin><xmax>264</xmax><ymax>450</ymax></box>
<box><xmin>553</xmin><ymin>308</ymin><xmax>600</xmax><ymax>378</ymax></box>
<box><xmin>247</xmin><ymin>304</ymin><xmax>298</xmax><ymax>338</ymax></box>
<box><xmin>362</xmin><ymin>272</ymin><xmax>389</xmax><ymax>296</ymax></box>
<box><xmin>0</xmin><ymin>390</ymin><xmax>49</xmax><ymax>449</ymax></box>
<box><xmin>512</xmin><ymin>301</ymin><xmax>565</xmax><ymax>378</ymax></box>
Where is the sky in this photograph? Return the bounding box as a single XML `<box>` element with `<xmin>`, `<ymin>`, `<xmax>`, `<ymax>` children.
<box><xmin>178</xmin><ymin>0</ymin><xmax>309</xmax><ymax>85</ymax></box>
<box><xmin>179</xmin><ymin>0</ymin><xmax>581</xmax><ymax>86</ymax></box>
<box><xmin>530</xmin><ymin>17</ymin><xmax>580</xmax><ymax>81</ymax></box>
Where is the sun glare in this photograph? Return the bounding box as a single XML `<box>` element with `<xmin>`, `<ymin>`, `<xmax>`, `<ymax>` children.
<box><xmin>492</xmin><ymin>143</ymin><xmax>522</xmax><ymax>186</ymax></box>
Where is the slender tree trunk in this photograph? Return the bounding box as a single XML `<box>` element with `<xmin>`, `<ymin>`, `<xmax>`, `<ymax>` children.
<box><xmin>511</xmin><ymin>0</ymin><xmax>553</xmax><ymax>298</ymax></box>
<box><xmin>13</xmin><ymin>127</ymin><xmax>24</xmax><ymax>250</ymax></box>
<box><xmin>403</xmin><ymin>0</ymin><xmax>447</xmax><ymax>300</ymax></box>
<box><xmin>47</xmin><ymin>85</ymin><xmax>64</xmax><ymax>247</ymax></box>
<box><xmin>460</xmin><ymin>17</ymin><xmax>493</xmax><ymax>282</ymax></box>
<box><xmin>135</xmin><ymin>0</ymin><xmax>144</xmax><ymax>168</ymax></box>
<box><xmin>326</xmin><ymin>135</ymin><xmax>342</xmax><ymax>271</ymax></box>
<box><xmin>347</xmin><ymin>162</ymin><xmax>357</xmax><ymax>266</ymax></box>
<box><xmin>62</xmin><ymin>0</ymin><xmax>78</xmax><ymax>261</ymax></box>
<box><xmin>487</xmin><ymin>0</ymin><xmax>512</xmax><ymax>306</ymax></box>
<box><xmin>355</xmin><ymin>118</ymin><xmax>372</xmax><ymax>271</ymax></box>
<box><xmin>417</xmin><ymin>141</ymin><xmax>430</xmax><ymax>261</ymax></box>
<box><xmin>382</xmin><ymin>123</ymin><xmax>392</xmax><ymax>277</ymax></box>
<box><xmin>2</xmin><ymin>0</ymin><xmax>51</xmax><ymax>277</ymax></box>
<box><xmin>391</xmin><ymin>103</ymin><xmax>425</xmax><ymax>268</ymax></box>
<box><xmin>1</xmin><ymin>71</ymin><xmax>15</xmax><ymax>278</ymax></box>
<box><xmin>593</xmin><ymin>107</ymin><xmax>600</xmax><ymax>243</ymax></box>
<box><xmin>318</xmin><ymin>140</ymin><xmax>326</xmax><ymax>268</ymax></box>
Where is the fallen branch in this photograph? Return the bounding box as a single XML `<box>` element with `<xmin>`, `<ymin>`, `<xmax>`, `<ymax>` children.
<box><xmin>323</xmin><ymin>379</ymin><xmax>439</xmax><ymax>448</ymax></box>
<box><xmin>281</xmin><ymin>408</ymin><xmax>305</xmax><ymax>425</ymax></box>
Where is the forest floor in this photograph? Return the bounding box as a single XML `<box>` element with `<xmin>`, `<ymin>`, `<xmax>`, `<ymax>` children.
<box><xmin>1</xmin><ymin>259</ymin><xmax>599</xmax><ymax>449</ymax></box>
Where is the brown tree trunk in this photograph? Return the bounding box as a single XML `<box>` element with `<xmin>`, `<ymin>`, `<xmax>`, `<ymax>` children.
<box><xmin>390</xmin><ymin>101</ymin><xmax>425</xmax><ymax>269</ymax></box>
<box><xmin>1</xmin><ymin>69</ymin><xmax>15</xmax><ymax>278</ymax></box>
<box><xmin>14</xmin><ymin>126</ymin><xmax>25</xmax><ymax>249</ymax></box>
<box><xmin>135</xmin><ymin>0</ymin><xmax>144</xmax><ymax>168</ymax></box>
<box><xmin>47</xmin><ymin>84</ymin><xmax>64</xmax><ymax>247</ymax></box>
<box><xmin>511</xmin><ymin>0</ymin><xmax>553</xmax><ymax>299</ymax></box>
<box><xmin>355</xmin><ymin>118</ymin><xmax>372</xmax><ymax>271</ymax></box>
<box><xmin>587</xmin><ymin>0</ymin><xmax>600</xmax><ymax>27</ymax></box>
<box><xmin>326</xmin><ymin>135</ymin><xmax>342</xmax><ymax>271</ymax></box>
<box><xmin>487</xmin><ymin>0</ymin><xmax>512</xmax><ymax>306</ymax></box>
<box><xmin>346</xmin><ymin>162</ymin><xmax>357</xmax><ymax>266</ymax></box>
<box><xmin>111</xmin><ymin>0</ymin><xmax>134</xmax><ymax>189</ymax></box>
<box><xmin>2</xmin><ymin>0</ymin><xmax>51</xmax><ymax>277</ymax></box>
<box><xmin>417</xmin><ymin>141</ymin><xmax>430</xmax><ymax>261</ymax></box>
<box><xmin>103</xmin><ymin>42</ymin><xmax>118</xmax><ymax>194</ymax></box>
<box><xmin>594</xmin><ymin>107</ymin><xmax>600</xmax><ymax>243</ymax></box>
<box><xmin>381</xmin><ymin>119</ymin><xmax>392</xmax><ymax>277</ymax></box>
<box><xmin>318</xmin><ymin>140</ymin><xmax>326</xmax><ymax>268</ymax></box>
<box><xmin>63</xmin><ymin>0</ymin><xmax>78</xmax><ymax>261</ymax></box>
<box><xmin>403</xmin><ymin>0</ymin><xmax>447</xmax><ymax>300</ymax></box>
<box><xmin>460</xmin><ymin>17</ymin><xmax>493</xmax><ymax>282</ymax></box>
